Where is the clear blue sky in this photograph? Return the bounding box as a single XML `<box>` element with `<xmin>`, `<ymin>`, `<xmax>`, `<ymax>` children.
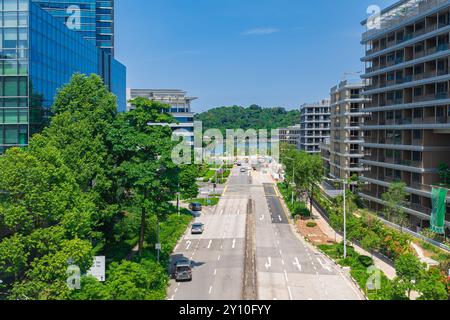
<box><xmin>115</xmin><ymin>0</ymin><xmax>397</xmax><ymax>112</ymax></box>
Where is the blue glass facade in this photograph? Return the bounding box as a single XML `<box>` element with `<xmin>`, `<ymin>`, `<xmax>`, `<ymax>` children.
<box><xmin>0</xmin><ymin>0</ymin><xmax>125</xmax><ymax>152</ymax></box>
<box><xmin>31</xmin><ymin>0</ymin><xmax>114</xmax><ymax>56</ymax></box>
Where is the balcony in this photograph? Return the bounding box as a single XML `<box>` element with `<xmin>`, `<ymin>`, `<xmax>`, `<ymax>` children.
<box><xmin>362</xmin><ymin>0</ymin><xmax>450</xmax><ymax>42</ymax></box>
<box><xmin>408</xmin><ymin>203</ymin><xmax>432</xmax><ymax>215</ymax></box>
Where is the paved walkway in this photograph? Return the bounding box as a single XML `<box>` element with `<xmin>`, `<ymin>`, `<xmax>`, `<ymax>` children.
<box><xmin>306</xmin><ymin>199</ymin><xmax>397</xmax><ymax>280</ymax></box>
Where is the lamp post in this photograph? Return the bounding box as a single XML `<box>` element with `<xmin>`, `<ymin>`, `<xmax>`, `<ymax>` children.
<box><xmin>284</xmin><ymin>157</ymin><xmax>296</xmax><ymax>205</ymax></box>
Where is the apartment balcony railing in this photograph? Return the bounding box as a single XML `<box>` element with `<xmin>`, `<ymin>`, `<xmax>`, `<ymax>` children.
<box><xmin>410</xmin><ymin>182</ymin><xmax>432</xmax><ymax>192</ymax></box>
<box><xmin>362</xmin><ymin>0</ymin><xmax>450</xmax><ymax>42</ymax></box>
<box><xmin>366</xmin><ymin>42</ymin><xmax>450</xmax><ymax>75</ymax></box>
<box><xmin>408</xmin><ymin>203</ymin><xmax>432</xmax><ymax>215</ymax></box>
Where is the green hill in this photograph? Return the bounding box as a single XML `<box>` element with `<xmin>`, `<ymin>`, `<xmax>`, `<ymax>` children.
<box><xmin>194</xmin><ymin>105</ymin><xmax>300</xmax><ymax>133</ymax></box>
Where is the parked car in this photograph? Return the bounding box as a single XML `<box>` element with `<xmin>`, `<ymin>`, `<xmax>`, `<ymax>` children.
<box><xmin>189</xmin><ymin>202</ymin><xmax>203</xmax><ymax>212</ymax></box>
<box><xmin>174</xmin><ymin>259</ymin><xmax>192</xmax><ymax>282</ymax></box>
<box><xmin>240</xmin><ymin>167</ymin><xmax>247</xmax><ymax>173</ymax></box>
<box><xmin>191</xmin><ymin>223</ymin><xmax>205</xmax><ymax>235</ymax></box>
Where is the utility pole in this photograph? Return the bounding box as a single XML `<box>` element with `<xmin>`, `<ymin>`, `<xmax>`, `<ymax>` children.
<box><xmin>343</xmin><ymin>179</ymin><xmax>347</xmax><ymax>259</ymax></box>
<box><xmin>156</xmin><ymin>220</ymin><xmax>161</xmax><ymax>263</ymax></box>
<box><xmin>177</xmin><ymin>180</ymin><xmax>180</xmax><ymax>216</ymax></box>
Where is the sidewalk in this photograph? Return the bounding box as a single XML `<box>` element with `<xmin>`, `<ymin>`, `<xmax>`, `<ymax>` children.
<box><xmin>306</xmin><ymin>198</ymin><xmax>397</xmax><ymax>280</ymax></box>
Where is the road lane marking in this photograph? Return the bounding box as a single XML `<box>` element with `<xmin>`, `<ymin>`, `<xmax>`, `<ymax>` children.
<box><xmin>281</xmin><ymin>259</ymin><xmax>285</xmax><ymax>266</ymax></box>
<box><xmin>207</xmin><ymin>240</ymin><xmax>212</xmax><ymax>249</ymax></box>
<box><xmin>209</xmin><ymin>286</ymin><xmax>213</xmax><ymax>295</ymax></box>
<box><xmin>287</xmin><ymin>286</ymin><xmax>293</xmax><ymax>300</ymax></box>
<box><xmin>214</xmin><ymin>269</ymin><xmax>217</xmax><ymax>276</ymax></box>
<box><xmin>317</xmin><ymin>257</ymin><xmax>333</xmax><ymax>272</ymax></box>
<box><xmin>174</xmin><ymin>288</ymin><xmax>178</xmax><ymax>293</ymax></box>
<box><xmin>237</xmin><ymin>210</ymin><xmax>240</xmax><ymax>215</ymax></box>
<box><xmin>219</xmin><ymin>209</ymin><xmax>224</xmax><ymax>216</ymax></box>
<box><xmin>265</xmin><ymin>257</ymin><xmax>272</xmax><ymax>270</ymax></box>
<box><xmin>293</xmin><ymin>257</ymin><xmax>302</xmax><ymax>272</ymax></box>
<box><xmin>260</xmin><ymin>215</ymin><xmax>264</xmax><ymax>221</ymax></box>
<box><xmin>218</xmin><ymin>255</ymin><xmax>221</xmax><ymax>261</ymax></box>
<box><xmin>284</xmin><ymin>270</ymin><xmax>289</xmax><ymax>282</ymax></box>
<box><xmin>278</xmin><ymin>215</ymin><xmax>282</xmax><ymax>222</ymax></box>
<box><xmin>186</xmin><ymin>241</ymin><xmax>192</xmax><ymax>250</ymax></box>
<box><xmin>232</xmin><ymin>239</ymin><xmax>236</xmax><ymax>249</ymax></box>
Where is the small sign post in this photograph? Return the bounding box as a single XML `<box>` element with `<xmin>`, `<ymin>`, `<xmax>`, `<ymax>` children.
<box><xmin>87</xmin><ymin>256</ymin><xmax>106</xmax><ymax>282</ymax></box>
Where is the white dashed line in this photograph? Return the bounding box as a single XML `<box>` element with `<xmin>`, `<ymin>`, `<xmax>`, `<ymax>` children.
<box><xmin>207</xmin><ymin>240</ymin><xmax>212</xmax><ymax>249</ymax></box>
<box><xmin>218</xmin><ymin>255</ymin><xmax>221</xmax><ymax>261</ymax></box>
<box><xmin>287</xmin><ymin>286</ymin><xmax>293</xmax><ymax>300</ymax></box>
<box><xmin>284</xmin><ymin>270</ymin><xmax>289</xmax><ymax>282</ymax></box>
<box><xmin>209</xmin><ymin>286</ymin><xmax>213</xmax><ymax>295</ymax></box>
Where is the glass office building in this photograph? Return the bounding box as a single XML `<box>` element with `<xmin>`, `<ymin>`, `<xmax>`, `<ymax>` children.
<box><xmin>0</xmin><ymin>0</ymin><xmax>125</xmax><ymax>152</ymax></box>
<box><xmin>31</xmin><ymin>0</ymin><xmax>114</xmax><ymax>56</ymax></box>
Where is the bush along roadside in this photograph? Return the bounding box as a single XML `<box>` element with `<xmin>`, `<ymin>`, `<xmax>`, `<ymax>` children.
<box><xmin>277</xmin><ymin>183</ymin><xmax>310</xmax><ymax>219</ymax></box>
<box><xmin>312</xmin><ymin>190</ymin><xmax>450</xmax><ymax>300</ymax></box>
<box><xmin>277</xmin><ymin>183</ymin><xmax>449</xmax><ymax>300</ymax></box>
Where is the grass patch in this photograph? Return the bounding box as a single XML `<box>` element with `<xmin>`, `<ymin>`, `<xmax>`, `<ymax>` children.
<box><xmin>189</xmin><ymin>198</ymin><xmax>220</xmax><ymax>207</ymax></box>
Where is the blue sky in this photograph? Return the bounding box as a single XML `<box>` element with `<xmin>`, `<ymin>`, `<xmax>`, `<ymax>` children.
<box><xmin>115</xmin><ymin>0</ymin><xmax>397</xmax><ymax>112</ymax></box>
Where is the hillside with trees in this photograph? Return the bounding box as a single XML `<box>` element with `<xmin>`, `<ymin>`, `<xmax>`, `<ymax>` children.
<box><xmin>194</xmin><ymin>105</ymin><xmax>300</xmax><ymax>133</ymax></box>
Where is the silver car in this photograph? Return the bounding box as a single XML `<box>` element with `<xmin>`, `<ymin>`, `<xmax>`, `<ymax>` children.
<box><xmin>191</xmin><ymin>223</ymin><xmax>205</xmax><ymax>235</ymax></box>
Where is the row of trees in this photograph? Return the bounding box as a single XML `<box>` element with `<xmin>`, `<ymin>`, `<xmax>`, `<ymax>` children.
<box><xmin>0</xmin><ymin>74</ymin><xmax>199</xmax><ymax>300</ymax></box>
<box><xmin>195</xmin><ymin>105</ymin><xmax>301</xmax><ymax>134</ymax></box>
<box><xmin>280</xmin><ymin>143</ymin><xmax>323</xmax><ymax>213</ymax></box>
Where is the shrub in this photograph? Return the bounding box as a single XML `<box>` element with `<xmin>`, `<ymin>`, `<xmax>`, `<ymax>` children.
<box><xmin>358</xmin><ymin>255</ymin><xmax>374</xmax><ymax>268</ymax></box>
<box><xmin>306</xmin><ymin>222</ymin><xmax>317</xmax><ymax>228</ymax></box>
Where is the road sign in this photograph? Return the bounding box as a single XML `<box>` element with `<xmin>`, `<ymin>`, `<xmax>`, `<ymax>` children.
<box><xmin>87</xmin><ymin>256</ymin><xmax>106</xmax><ymax>282</ymax></box>
<box><xmin>155</xmin><ymin>243</ymin><xmax>162</xmax><ymax>250</ymax></box>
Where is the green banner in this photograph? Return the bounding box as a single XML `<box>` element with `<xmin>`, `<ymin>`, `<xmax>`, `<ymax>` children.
<box><xmin>431</xmin><ymin>187</ymin><xmax>448</xmax><ymax>235</ymax></box>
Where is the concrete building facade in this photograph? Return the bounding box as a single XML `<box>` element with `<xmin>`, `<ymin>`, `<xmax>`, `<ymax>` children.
<box><xmin>299</xmin><ymin>100</ymin><xmax>331</xmax><ymax>154</ymax></box>
<box><xmin>126</xmin><ymin>89</ymin><xmax>196</xmax><ymax>144</ymax></box>
<box><xmin>360</xmin><ymin>0</ymin><xmax>450</xmax><ymax>233</ymax></box>
<box><xmin>322</xmin><ymin>81</ymin><xmax>368</xmax><ymax>183</ymax></box>
<box><xmin>279</xmin><ymin>125</ymin><xmax>301</xmax><ymax>148</ymax></box>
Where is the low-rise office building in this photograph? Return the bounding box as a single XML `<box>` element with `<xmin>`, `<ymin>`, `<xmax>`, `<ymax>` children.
<box><xmin>126</xmin><ymin>89</ymin><xmax>196</xmax><ymax>144</ymax></box>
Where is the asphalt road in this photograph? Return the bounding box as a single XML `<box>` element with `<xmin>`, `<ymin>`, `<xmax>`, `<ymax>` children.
<box><xmin>168</xmin><ymin>167</ymin><xmax>364</xmax><ymax>300</ymax></box>
<box><xmin>254</xmin><ymin>173</ymin><xmax>364</xmax><ymax>300</ymax></box>
<box><xmin>168</xmin><ymin>167</ymin><xmax>250</xmax><ymax>300</ymax></box>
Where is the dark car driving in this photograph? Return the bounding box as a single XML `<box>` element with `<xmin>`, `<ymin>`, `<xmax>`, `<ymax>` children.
<box><xmin>189</xmin><ymin>202</ymin><xmax>202</xmax><ymax>212</ymax></box>
<box><xmin>174</xmin><ymin>259</ymin><xmax>192</xmax><ymax>282</ymax></box>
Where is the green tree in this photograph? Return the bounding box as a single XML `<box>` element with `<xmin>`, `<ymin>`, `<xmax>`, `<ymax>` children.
<box><xmin>394</xmin><ymin>253</ymin><xmax>425</xmax><ymax>299</ymax></box>
<box><xmin>381</xmin><ymin>182</ymin><xmax>408</xmax><ymax>231</ymax></box>
<box><xmin>417</xmin><ymin>268</ymin><xmax>448</xmax><ymax>300</ymax></box>
<box><xmin>179</xmin><ymin>165</ymin><xmax>200</xmax><ymax>200</ymax></box>
<box><xmin>105</xmin><ymin>260</ymin><xmax>168</xmax><ymax>300</ymax></box>
<box><xmin>107</xmin><ymin>98</ymin><xmax>179</xmax><ymax>256</ymax></box>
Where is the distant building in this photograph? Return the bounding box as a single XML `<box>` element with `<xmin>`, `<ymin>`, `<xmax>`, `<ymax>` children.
<box><xmin>126</xmin><ymin>89</ymin><xmax>196</xmax><ymax>144</ymax></box>
<box><xmin>299</xmin><ymin>100</ymin><xmax>331</xmax><ymax>154</ymax></box>
<box><xmin>321</xmin><ymin>80</ymin><xmax>368</xmax><ymax>183</ymax></box>
<box><xmin>279</xmin><ymin>125</ymin><xmax>301</xmax><ymax>148</ymax></box>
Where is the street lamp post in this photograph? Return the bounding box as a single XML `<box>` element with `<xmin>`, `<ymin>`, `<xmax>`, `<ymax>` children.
<box><xmin>284</xmin><ymin>157</ymin><xmax>296</xmax><ymax>205</ymax></box>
